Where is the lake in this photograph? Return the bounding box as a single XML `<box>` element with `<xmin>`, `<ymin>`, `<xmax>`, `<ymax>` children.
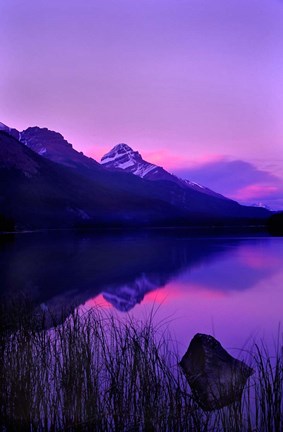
<box><xmin>1</xmin><ymin>230</ymin><xmax>282</xmax><ymax>355</ymax></box>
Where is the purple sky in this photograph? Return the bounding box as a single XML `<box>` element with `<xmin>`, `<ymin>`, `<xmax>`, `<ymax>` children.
<box><xmin>1</xmin><ymin>0</ymin><xmax>283</xmax><ymax>209</ymax></box>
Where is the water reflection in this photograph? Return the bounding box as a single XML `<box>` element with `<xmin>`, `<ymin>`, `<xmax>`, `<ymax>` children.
<box><xmin>1</xmin><ymin>232</ymin><xmax>283</xmax><ymax>348</ymax></box>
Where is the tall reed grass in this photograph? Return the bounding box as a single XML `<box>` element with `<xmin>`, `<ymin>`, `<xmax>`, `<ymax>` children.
<box><xmin>0</xmin><ymin>298</ymin><xmax>282</xmax><ymax>431</ymax></box>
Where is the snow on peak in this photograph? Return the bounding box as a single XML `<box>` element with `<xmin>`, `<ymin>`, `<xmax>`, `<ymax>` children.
<box><xmin>101</xmin><ymin>143</ymin><xmax>137</xmax><ymax>163</ymax></box>
<box><xmin>112</xmin><ymin>143</ymin><xmax>133</xmax><ymax>153</ymax></box>
<box><xmin>101</xmin><ymin>143</ymin><xmax>157</xmax><ymax>178</ymax></box>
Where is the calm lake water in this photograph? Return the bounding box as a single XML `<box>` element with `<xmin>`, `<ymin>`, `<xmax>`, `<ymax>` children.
<box><xmin>1</xmin><ymin>230</ymin><xmax>283</xmax><ymax>354</ymax></box>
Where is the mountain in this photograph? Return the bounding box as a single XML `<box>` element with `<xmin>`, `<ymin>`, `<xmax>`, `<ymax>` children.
<box><xmin>0</xmin><ymin>129</ymin><xmax>40</xmax><ymax>176</ymax></box>
<box><xmin>20</xmin><ymin>126</ymin><xmax>101</xmax><ymax>171</ymax></box>
<box><xmin>101</xmin><ymin>143</ymin><xmax>227</xmax><ymax>200</ymax></box>
<box><xmin>1</xmin><ymin>122</ymin><xmax>101</xmax><ymax>171</ymax></box>
<box><xmin>0</xmin><ymin>130</ymin><xmax>192</xmax><ymax>230</ymax></box>
<box><xmin>0</xmin><ymin>122</ymin><xmax>271</xmax><ymax>231</ymax></box>
<box><xmin>0</xmin><ymin>121</ymin><xmax>21</xmax><ymax>141</ymax></box>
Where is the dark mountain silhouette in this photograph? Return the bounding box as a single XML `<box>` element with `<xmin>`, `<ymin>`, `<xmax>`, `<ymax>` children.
<box><xmin>0</xmin><ymin>122</ymin><xmax>271</xmax><ymax>230</ymax></box>
<box><xmin>0</xmin><ymin>131</ymin><xmax>188</xmax><ymax>230</ymax></box>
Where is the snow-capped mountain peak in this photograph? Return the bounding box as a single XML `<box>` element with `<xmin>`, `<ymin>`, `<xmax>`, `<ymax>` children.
<box><xmin>107</xmin><ymin>143</ymin><xmax>134</xmax><ymax>155</ymax></box>
<box><xmin>101</xmin><ymin>143</ymin><xmax>229</xmax><ymax>200</ymax></box>
<box><xmin>101</xmin><ymin>143</ymin><xmax>157</xmax><ymax>178</ymax></box>
<box><xmin>101</xmin><ymin>143</ymin><xmax>140</xmax><ymax>166</ymax></box>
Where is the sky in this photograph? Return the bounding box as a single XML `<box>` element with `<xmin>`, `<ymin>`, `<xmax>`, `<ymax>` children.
<box><xmin>1</xmin><ymin>0</ymin><xmax>283</xmax><ymax>209</ymax></box>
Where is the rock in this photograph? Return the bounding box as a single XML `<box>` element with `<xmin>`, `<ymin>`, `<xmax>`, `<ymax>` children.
<box><xmin>179</xmin><ymin>333</ymin><xmax>253</xmax><ymax>411</ymax></box>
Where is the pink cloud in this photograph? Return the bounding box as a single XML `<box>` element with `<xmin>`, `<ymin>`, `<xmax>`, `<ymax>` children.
<box><xmin>142</xmin><ymin>149</ymin><xmax>227</xmax><ymax>171</ymax></box>
<box><xmin>231</xmin><ymin>184</ymin><xmax>279</xmax><ymax>201</ymax></box>
<box><xmin>88</xmin><ymin>146</ymin><xmax>111</xmax><ymax>162</ymax></box>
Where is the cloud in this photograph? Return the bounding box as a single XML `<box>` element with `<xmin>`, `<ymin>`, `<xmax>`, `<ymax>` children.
<box><xmin>143</xmin><ymin>150</ymin><xmax>226</xmax><ymax>171</ymax></box>
<box><xmin>231</xmin><ymin>184</ymin><xmax>279</xmax><ymax>201</ymax></box>
<box><xmin>174</xmin><ymin>159</ymin><xmax>283</xmax><ymax>210</ymax></box>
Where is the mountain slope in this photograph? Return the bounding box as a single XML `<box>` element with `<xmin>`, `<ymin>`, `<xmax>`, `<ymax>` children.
<box><xmin>0</xmin><ymin>125</ymin><xmax>271</xmax><ymax>230</ymax></box>
<box><xmin>101</xmin><ymin>143</ymin><xmax>227</xmax><ymax>200</ymax></box>
<box><xmin>0</xmin><ymin>121</ymin><xmax>21</xmax><ymax>140</ymax></box>
<box><xmin>20</xmin><ymin>126</ymin><xmax>101</xmax><ymax>171</ymax></box>
<box><xmin>0</xmin><ymin>121</ymin><xmax>101</xmax><ymax>171</ymax></box>
<box><xmin>0</xmin><ymin>131</ymin><xmax>192</xmax><ymax>230</ymax></box>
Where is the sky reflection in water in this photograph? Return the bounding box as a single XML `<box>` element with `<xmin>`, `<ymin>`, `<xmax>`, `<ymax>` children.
<box><xmin>1</xmin><ymin>232</ymin><xmax>282</xmax><ymax>354</ymax></box>
<box><xmin>85</xmin><ymin>236</ymin><xmax>283</xmax><ymax>354</ymax></box>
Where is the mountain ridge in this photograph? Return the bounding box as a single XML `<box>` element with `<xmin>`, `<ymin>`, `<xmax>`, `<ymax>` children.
<box><xmin>0</xmin><ymin>121</ymin><xmax>271</xmax><ymax>231</ymax></box>
<box><xmin>20</xmin><ymin>126</ymin><xmax>101</xmax><ymax>171</ymax></box>
<box><xmin>101</xmin><ymin>143</ymin><xmax>229</xmax><ymax>200</ymax></box>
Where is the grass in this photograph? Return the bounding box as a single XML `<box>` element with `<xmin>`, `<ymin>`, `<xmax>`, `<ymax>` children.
<box><xmin>0</xmin><ymin>298</ymin><xmax>282</xmax><ymax>431</ymax></box>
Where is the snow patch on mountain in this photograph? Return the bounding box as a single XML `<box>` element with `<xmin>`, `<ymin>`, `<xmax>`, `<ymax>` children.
<box><xmin>101</xmin><ymin>143</ymin><xmax>157</xmax><ymax>178</ymax></box>
<box><xmin>38</xmin><ymin>147</ymin><xmax>47</xmax><ymax>155</ymax></box>
<box><xmin>101</xmin><ymin>143</ymin><xmax>133</xmax><ymax>163</ymax></box>
<box><xmin>185</xmin><ymin>180</ymin><xmax>204</xmax><ymax>189</ymax></box>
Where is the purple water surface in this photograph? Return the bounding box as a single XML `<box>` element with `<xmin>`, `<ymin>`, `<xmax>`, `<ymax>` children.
<box><xmin>2</xmin><ymin>232</ymin><xmax>283</xmax><ymax>354</ymax></box>
<box><xmin>84</xmin><ymin>236</ymin><xmax>283</xmax><ymax>355</ymax></box>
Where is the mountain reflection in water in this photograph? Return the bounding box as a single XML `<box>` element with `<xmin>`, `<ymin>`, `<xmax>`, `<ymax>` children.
<box><xmin>1</xmin><ymin>231</ymin><xmax>283</xmax><ymax>349</ymax></box>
